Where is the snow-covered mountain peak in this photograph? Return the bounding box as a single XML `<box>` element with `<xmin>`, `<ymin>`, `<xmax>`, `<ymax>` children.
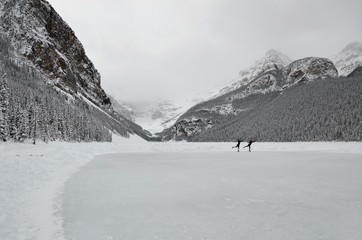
<box><xmin>239</xmin><ymin>49</ymin><xmax>292</xmax><ymax>76</ymax></box>
<box><xmin>332</xmin><ymin>41</ymin><xmax>362</xmax><ymax>76</ymax></box>
<box><xmin>265</xmin><ymin>49</ymin><xmax>292</xmax><ymax>66</ymax></box>
<box><xmin>213</xmin><ymin>49</ymin><xmax>292</xmax><ymax>98</ymax></box>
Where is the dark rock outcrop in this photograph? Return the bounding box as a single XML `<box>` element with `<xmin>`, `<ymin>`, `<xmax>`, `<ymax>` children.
<box><xmin>283</xmin><ymin>57</ymin><xmax>338</xmax><ymax>84</ymax></box>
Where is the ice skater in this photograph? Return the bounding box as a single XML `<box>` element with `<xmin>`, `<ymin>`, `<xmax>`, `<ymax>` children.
<box><xmin>232</xmin><ymin>139</ymin><xmax>243</xmax><ymax>152</ymax></box>
<box><xmin>244</xmin><ymin>139</ymin><xmax>255</xmax><ymax>152</ymax></box>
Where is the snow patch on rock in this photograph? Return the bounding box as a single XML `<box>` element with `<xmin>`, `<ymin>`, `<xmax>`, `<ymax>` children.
<box><xmin>283</xmin><ymin>57</ymin><xmax>338</xmax><ymax>84</ymax></box>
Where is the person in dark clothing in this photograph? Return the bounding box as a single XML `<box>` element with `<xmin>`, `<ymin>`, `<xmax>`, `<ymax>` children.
<box><xmin>244</xmin><ymin>139</ymin><xmax>255</xmax><ymax>152</ymax></box>
<box><xmin>232</xmin><ymin>139</ymin><xmax>243</xmax><ymax>152</ymax></box>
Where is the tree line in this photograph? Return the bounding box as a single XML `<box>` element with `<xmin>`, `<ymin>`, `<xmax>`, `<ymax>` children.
<box><xmin>193</xmin><ymin>76</ymin><xmax>362</xmax><ymax>142</ymax></box>
<box><xmin>161</xmin><ymin>73</ymin><xmax>361</xmax><ymax>142</ymax></box>
<box><xmin>0</xmin><ymin>36</ymin><xmax>124</xmax><ymax>143</ymax></box>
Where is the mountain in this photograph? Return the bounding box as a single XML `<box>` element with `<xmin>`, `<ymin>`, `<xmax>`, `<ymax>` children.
<box><xmin>113</xmin><ymin>99</ymin><xmax>193</xmax><ymax>135</ymax></box>
<box><xmin>332</xmin><ymin>41</ymin><xmax>362</xmax><ymax>76</ymax></box>
<box><xmin>192</xmin><ymin>75</ymin><xmax>361</xmax><ymax>142</ymax></box>
<box><xmin>213</xmin><ymin>49</ymin><xmax>292</xmax><ymax>98</ymax></box>
<box><xmin>0</xmin><ymin>0</ymin><xmax>110</xmax><ymax>107</ymax></box>
<box><xmin>0</xmin><ymin>0</ymin><xmax>150</xmax><ymax>143</ymax></box>
<box><xmin>159</xmin><ymin>52</ymin><xmax>360</xmax><ymax>142</ymax></box>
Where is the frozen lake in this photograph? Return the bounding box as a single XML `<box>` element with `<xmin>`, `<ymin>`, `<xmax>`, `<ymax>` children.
<box><xmin>62</xmin><ymin>150</ymin><xmax>362</xmax><ymax>240</ymax></box>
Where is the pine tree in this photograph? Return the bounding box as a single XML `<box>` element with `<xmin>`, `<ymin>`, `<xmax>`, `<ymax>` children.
<box><xmin>0</xmin><ymin>73</ymin><xmax>9</xmax><ymax>142</ymax></box>
<box><xmin>28</xmin><ymin>104</ymin><xmax>39</xmax><ymax>144</ymax></box>
<box><xmin>17</xmin><ymin>109</ymin><xmax>29</xmax><ymax>142</ymax></box>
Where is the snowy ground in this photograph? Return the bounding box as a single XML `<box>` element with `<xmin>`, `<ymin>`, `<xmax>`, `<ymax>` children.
<box><xmin>1</xmin><ymin>136</ymin><xmax>362</xmax><ymax>240</ymax></box>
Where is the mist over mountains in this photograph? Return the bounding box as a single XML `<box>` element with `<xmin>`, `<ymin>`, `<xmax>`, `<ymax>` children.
<box><xmin>110</xmin><ymin>98</ymin><xmax>204</xmax><ymax>136</ymax></box>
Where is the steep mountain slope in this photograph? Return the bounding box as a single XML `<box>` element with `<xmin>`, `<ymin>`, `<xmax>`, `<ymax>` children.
<box><xmin>159</xmin><ymin>54</ymin><xmax>359</xmax><ymax>142</ymax></box>
<box><xmin>0</xmin><ymin>0</ymin><xmax>150</xmax><ymax>142</ymax></box>
<box><xmin>332</xmin><ymin>41</ymin><xmax>362</xmax><ymax>76</ymax></box>
<box><xmin>0</xmin><ymin>0</ymin><xmax>110</xmax><ymax>106</ymax></box>
<box><xmin>0</xmin><ymin>45</ymin><xmax>118</xmax><ymax>142</ymax></box>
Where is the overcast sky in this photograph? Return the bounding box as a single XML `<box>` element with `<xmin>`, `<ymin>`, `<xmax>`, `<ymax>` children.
<box><xmin>47</xmin><ymin>0</ymin><xmax>362</xmax><ymax>104</ymax></box>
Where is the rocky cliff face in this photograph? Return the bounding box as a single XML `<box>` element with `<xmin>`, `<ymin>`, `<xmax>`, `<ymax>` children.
<box><xmin>283</xmin><ymin>57</ymin><xmax>338</xmax><ymax>84</ymax></box>
<box><xmin>0</xmin><ymin>0</ymin><xmax>110</xmax><ymax>106</ymax></box>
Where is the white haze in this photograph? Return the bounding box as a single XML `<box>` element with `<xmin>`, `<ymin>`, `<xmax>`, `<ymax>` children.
<box><xmin>47</xmin><ymin>0</ymin><xmax>362</xmax><ymax>103</ymax></box>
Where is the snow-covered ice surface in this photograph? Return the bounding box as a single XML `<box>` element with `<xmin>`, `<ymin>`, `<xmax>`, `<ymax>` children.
<box><xmin>1</xmin><ymin>138</ymin><xmax>362</xmax><ymax>240</ymax></box>
<box><xmin>0</xmin><ymin>135</ymin><xmax>144</xmax><ymax>240</ymax></box>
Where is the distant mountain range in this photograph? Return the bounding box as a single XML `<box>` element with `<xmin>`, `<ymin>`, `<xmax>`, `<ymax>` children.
<box><xmin>158</xmin><ymin>42</ymin><xmax>362</xmax><ymax>142</ymax></box>
<box><xmin>110</xmin><ymin>98</ymin><xmax>196</xmax><ymax>135</ymax></box>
